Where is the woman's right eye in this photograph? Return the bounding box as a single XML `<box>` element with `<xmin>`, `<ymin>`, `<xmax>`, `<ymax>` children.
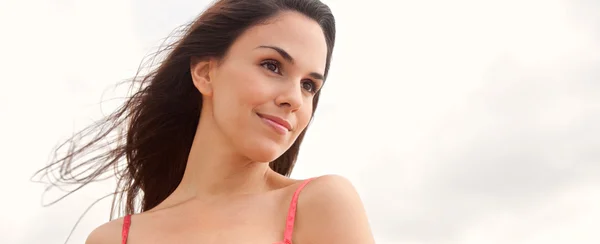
<box><xmin>260</xmin><ymin>60</ymin><xmax>281</xmax><ymax>74</ymax></box>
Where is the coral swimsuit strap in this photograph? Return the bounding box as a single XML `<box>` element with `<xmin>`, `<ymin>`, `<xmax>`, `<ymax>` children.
<box><xmin>121</xmin><ymin>178</ymin><xmax>314</xmax><ymax>244</ymax></box>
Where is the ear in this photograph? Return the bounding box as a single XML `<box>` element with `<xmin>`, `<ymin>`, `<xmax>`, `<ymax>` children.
<box><xmin>190</xmin><ymin>57</ymin><xmax>215</xmax><ymax>97</ymax></box>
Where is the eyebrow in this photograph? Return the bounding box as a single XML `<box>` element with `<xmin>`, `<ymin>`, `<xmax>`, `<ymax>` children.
<box><xmin>256</xmin><ymin>45</ymin><xmax>325</xmax><ymax>80</ymax></box>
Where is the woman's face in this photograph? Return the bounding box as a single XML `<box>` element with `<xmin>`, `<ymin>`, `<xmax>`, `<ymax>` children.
<box><xmin>193</xmin><ymin>11</ymin><xmax>328</xmax><ymax>163</ymax></box>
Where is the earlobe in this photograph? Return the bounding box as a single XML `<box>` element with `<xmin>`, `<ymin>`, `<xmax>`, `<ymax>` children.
<box><xmin>190</xmin><ymin>58</ymin><xmax>214</xmax><ymax>97</ymax></box>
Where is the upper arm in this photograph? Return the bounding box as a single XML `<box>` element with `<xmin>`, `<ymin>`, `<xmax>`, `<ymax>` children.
<box><xmin>295</xmin><ymin>175</ymin><xmax>375</xmax><ymax>244</ymax></box>
<box><xmin>85</xmin><ymin>218</ymin><xmax>122</xmax><ymax>244</ymax></box>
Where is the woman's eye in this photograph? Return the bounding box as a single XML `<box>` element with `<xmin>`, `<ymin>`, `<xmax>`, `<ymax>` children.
<box><xmin>302</xmin><ymin>80</ymin><xmax>317</xmax><ymax>93</ymax></box>
<box><xmin>261</xmin><ymin>60</ymin><xmax>280</xmax><ymax>74</ymax></box>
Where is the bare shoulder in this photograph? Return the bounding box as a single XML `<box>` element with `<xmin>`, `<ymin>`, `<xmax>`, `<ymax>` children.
<box><xmin>295</xmin><ymin>174</ymin><xmax>375</xmax><ymax>244</ymax></box>
<box><xmin>85</xmin><ymin>217</ymin><xmax>123</xmax><ymax>244</ymax></box>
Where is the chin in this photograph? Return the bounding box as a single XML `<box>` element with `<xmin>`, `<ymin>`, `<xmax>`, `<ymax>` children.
<box><xmin>241</xmin><ymin>140</ymin><xmax>288</xmax><ymax>163</ymax></box>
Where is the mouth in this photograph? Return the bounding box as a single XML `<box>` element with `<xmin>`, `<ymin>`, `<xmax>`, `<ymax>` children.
<box><xmin>256</xmin><ymin>113</ymin><xmax>292</xmax><ymax>135</ymax></box>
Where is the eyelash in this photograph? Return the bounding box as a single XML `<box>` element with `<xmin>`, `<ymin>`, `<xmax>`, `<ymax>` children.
<box><xmin>260</xmin><ymin>59</ymin><xmax>318</xmax><ymax>94</ymax></box>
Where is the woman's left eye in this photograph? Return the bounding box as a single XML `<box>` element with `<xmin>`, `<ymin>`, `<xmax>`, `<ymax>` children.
<box><xmin>301</xmin><ymin>80</ymin><xmax>317</xmax><ymax>93</ymax></box>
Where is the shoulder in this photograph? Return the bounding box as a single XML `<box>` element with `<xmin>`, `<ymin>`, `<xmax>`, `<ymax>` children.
<box><xmin>85</xmin><ymin>216</ymin><xmax>124</xmax><ymax>244</ymax></box>
<box><xmin>295</xmin><ymin>175</ymin><xmax>375</xmax><ymax>244</ymax></box>
<box><xmin>299</xmin><ymin>174</ymin><xmax>358</xmax><ymax>201</ymax></box>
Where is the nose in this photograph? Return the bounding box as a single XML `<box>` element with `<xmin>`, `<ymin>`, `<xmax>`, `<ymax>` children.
<box><xmin>275</xmin><ymin>79</ymin><xmax>303</xmax><ymax>112</ymax></box>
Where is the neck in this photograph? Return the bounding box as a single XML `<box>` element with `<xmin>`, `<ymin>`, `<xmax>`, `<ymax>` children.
<box><xmin>174</xmin><ymin>110</ymin><xmax>271</xmax><ymax>201</ymax></box>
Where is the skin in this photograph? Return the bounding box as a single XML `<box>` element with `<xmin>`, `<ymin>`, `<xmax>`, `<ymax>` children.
<box><xmin>86</xmin><ymin>11</ymin><xmax>374</xmax><ymax>244</ymax></box>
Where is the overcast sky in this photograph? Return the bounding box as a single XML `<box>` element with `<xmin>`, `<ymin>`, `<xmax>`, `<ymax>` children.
<box><xmin>1</xmin><ymin>0</ymin><xmax>599</xmax><ymax>243</ymax></box>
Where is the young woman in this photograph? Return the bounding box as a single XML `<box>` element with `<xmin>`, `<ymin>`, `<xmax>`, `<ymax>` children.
<box><xmin>38</xmin><ymin>0</ymin><xmax>374</xmax><ymax>243</ymax></box>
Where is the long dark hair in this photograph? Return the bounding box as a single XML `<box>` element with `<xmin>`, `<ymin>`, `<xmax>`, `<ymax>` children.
<box><xmin>34</xmin><ymin>0</ymin><xmax>335</xmax><ymax>219</ymax></box>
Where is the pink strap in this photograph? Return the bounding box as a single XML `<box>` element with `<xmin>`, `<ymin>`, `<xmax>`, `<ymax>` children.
<box><xmin>122</xmin><ymin>215</ymin><xmax>131</xmax><ymax>244</ymax></box>
<box><xmin>282</xmin><ymin>178</ymin><xmax>314</xmax><ymax>243</ymax></box>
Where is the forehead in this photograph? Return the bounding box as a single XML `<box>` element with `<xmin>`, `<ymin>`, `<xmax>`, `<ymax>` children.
<box><xmin>229</xmin><ymin>11</ymin><xmax>328</xmax><ymax>73</ymax></box>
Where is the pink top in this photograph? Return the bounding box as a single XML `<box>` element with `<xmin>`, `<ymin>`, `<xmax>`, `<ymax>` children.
<box><xmin>121</xmin><ymin>178</ymin><xmax>314</xmax><ymax>244</ymax></box>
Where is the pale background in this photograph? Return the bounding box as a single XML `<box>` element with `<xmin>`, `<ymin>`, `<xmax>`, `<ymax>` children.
<box><xmin>1</xmin><ymin>0</ymin><xmax>599</xmax><ymax>243</ymax></box>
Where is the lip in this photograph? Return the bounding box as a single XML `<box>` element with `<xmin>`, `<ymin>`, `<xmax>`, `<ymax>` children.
<box><xmin>256</xmin><ymin>113</ymin><xmax>292</xmax><ymax>133</ymax></box>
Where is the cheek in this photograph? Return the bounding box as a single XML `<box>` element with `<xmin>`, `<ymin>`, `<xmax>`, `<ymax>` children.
<box><xmin>229</xmin><ymin>67</ymin><xmax>273</xmax><ymax>107</ymax></box>
<box><xmin>296</xmin><ymin>100</ymin><xmax>314</xmax><ymax>131</ymax></box>
<box><xmin>212</xmin><ymin>66</ymin><xmax>273</xmax><ymax>131</ymax></box>
<box><xmin>215</xmin><ymin>66</ymin><xmax>264</xmax><ymax>105</ymax></box>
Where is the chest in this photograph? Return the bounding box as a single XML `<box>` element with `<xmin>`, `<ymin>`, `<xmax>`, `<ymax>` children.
<box><xmin>126</xmin><ymin>196</ymin><xmax>289</xmax><ymax>243</ymax></box>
